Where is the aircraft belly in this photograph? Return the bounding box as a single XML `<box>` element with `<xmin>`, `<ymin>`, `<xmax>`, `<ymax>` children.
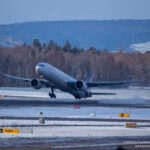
<box><xmin>43</xmin><ymin>69</ymin><xmax>75</xmax><ymax>94</ymax></box>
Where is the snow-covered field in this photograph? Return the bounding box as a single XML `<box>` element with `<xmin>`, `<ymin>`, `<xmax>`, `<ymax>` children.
<box><xmin>0</xmin><ymin>87</ymin><xmax>150</xmax><ymax>119</ymax></box>
<box><xmin>130</xmin><ymin>41</ymin><xmax>150</xmax><ymax>53</ymax></box>
<box><xmin>0</xmin><ymin>105</ymin><xmax>150</xmax><ymax>120</ymax></box>
<box><xmin>0</xmin><ymin>87</ymin><xmax>150</xmax><ymax>138</ymax></box>
<box><xmin>0</xmin><ymin>86</ymin><xmax>150</xmax><ymax>101</ymax></box>
<box><xmin>1</xmin><ymin>126</ymin><xmax>150</xmax><ymax>138</ymax></box>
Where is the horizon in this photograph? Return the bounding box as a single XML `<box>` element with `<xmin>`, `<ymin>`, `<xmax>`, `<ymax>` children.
<box><xmin>1</xmin><ymin>19</ymin><xmax>150</xmax><ymax>26</ymax></box>
<box><xmin>0</xmin><ymin>0</ymin><xmax>150</xmax><ymax>24</ymax></box>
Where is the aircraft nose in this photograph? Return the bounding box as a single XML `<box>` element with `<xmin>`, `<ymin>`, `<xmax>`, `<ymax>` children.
<box><xmin>36</xmin><ymin>66</ymin><xmax>40</xmax><ymax>74</ymax></box>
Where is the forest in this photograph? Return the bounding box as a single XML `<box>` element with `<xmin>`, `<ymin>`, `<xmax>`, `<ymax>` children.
<box><xmin>0</xmin><ymin>39</ymin><xmax>150</xmax><ymax>87</ymax></box>
<box><xmin>1</xmin><ymin>20</ymin><xmax>150</xmax><ymax>50</ymax></box>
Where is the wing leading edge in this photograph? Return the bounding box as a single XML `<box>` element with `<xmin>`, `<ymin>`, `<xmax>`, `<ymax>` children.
<box><xmin>4</xmin><ymin>74</ymin><xmax>50</xmax><ymax>86</ymax></box>
<box><xmin>86</xmin><ymin>80</ymin><xmax>143</xmax><ymax>88</ymax></box>
<box><xmin>4</xmin><ymin>74</ymin><xmax>32</xmax><ymax>82</ymax></box>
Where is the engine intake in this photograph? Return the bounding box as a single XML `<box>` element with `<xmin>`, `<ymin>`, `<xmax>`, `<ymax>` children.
<box><xmin>76</xmin><ymin>80</ymin><xmax>83</xmax><ymax>88</ymax></box>
<box><xmin>31</xmin><ymin>79</ymin><xmax>42</xmax><ymax>89</ymax></box>
<box><xmin>75</xmin><ymin>80</ymin><xmax>87</xmax><ymax>90</ymax></box>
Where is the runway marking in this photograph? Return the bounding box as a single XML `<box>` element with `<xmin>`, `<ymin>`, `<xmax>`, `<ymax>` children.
<box><xmin>0</xmin><ymin>116</ymin><xmax>150</xmax><ymax>123</ymax></box>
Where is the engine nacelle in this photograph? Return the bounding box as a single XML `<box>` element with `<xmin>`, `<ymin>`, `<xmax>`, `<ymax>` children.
<box><xmin>75</xmin><ymin>80</ymin><xmax>87</xmax><ymax>91</ymax></box>
<box><xmin>31</xmin><ymin>79</ymin><xmax>42</xmax><ymax>89</ymax></box>
<box><xmin>74</xmin><ymin>90</ymin><xmax>92</xmax><ymax>99</ymax></box>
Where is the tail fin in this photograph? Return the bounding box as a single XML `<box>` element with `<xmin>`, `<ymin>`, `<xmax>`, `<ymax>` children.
<box><xmin>86</xmin><ymin>69</ymin><xmax>95</xmax><ymax>82</ymax></box>
<box><xmin>73</xmin><ymin>68</ymin><xmax>77</xmax><ymax>79</ymax></box>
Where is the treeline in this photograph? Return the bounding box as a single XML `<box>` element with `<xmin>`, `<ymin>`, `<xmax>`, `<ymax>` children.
<box><xmin>0</xmin><ymin>39</ymin><xmax>150</xmax><ymax>86</ymax></box>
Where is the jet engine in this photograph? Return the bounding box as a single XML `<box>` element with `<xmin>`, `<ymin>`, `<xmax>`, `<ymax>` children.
<box><xmin>75</xmin><ymin>80</ymin><xmax>87</xmax><ymax>90</ymax></box>
<box><xmin>74</xmin><ymin>90</ymin><xmax>92</xmax><ymax>99</ymax></box>
<box><xmin>31</xmin><ymin>79</ymin><xmax>42</xmax><ymax>89</ymax></box>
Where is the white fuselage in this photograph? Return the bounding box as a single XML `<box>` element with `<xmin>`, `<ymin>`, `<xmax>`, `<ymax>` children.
<box><xmin>36</xmin><ymin>62</ymin><xmax>77</xmax><ymax>95</ymax></box>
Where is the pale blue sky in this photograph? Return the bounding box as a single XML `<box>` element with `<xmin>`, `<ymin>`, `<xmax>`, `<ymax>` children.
<box><xmin>0</xmin><ymin>0</ymin><xmax>150</xmax><ymax>24</ymax></box>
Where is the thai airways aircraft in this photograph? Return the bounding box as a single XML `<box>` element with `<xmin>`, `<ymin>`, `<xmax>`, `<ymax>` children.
<box><xmin>4</xmin><ymin>62</ymin><xmax>142</xmax><ymax>99</ymax></box>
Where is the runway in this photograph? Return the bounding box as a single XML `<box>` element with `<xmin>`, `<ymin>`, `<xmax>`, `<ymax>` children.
<box><xmin>1</xmin><ymin>136</ymin><xmax>150</xmax><ymax>150</ymax></box>
<box><xmin>1</xmin><ymin>98</ymin><xmax>150</xmax><ymax>108</ymax></box>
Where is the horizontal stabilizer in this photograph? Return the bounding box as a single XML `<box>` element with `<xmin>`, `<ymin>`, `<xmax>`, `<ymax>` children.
<box><xmin>91</xmin><ymin>92</ymin><xmax>116</xmax><ymax>95</ymax></box>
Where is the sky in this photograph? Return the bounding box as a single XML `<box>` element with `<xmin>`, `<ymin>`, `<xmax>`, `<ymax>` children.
<box><xmin>0</xmin><ymin>0</ymin><xmax>150</xmax><ymax>24</ymax></box>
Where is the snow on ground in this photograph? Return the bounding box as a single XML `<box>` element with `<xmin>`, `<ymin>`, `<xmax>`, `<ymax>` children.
<box><xmin>0</xmin><ymin>87</ymin><xmax>150</xmax><ymax>138</ymax></box>
<box><xmin>1</xmin><ymin>126</ymin><xmax>150</xmax><ymax>138</ymax></box>
<box><xmin>91</xmin><ymin>87</ymin><xmax>150</xmax><ymax>102</ymax></box>
<box><xmin>0</xmin><ymin>87</ymin><xmax>73</xmax><ymax>99</ymax></box>
<box><xmin>1</xmin><ymin>119</ymin><xmax>150</xmax><ymax>126</ymax></box>
<box><xmin>0</xmin><ymin>106</ymin><xmax>150</xmax><ymax>120</ymax></box>
<box><xmin>130</xmin><ymin>41</ymin><xmax>150</xmax><ymax>53</ymax></box>
<box><xmin>0</xmin><ymin>86</ymin><xmax>150</xmax><ymax>101</ymax></box>
<box><xmin>0</xmin><ymin>87</ymin><xmax>150</xmax><ymax>119</ymax></box>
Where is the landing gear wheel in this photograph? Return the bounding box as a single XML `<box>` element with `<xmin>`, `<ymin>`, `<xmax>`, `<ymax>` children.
<box><xmin>74</xmin><ymin>95</ymin><xmax>81</xmax><ymax>100</ymax></box>
<box><xmin>49</xmin><ymin>92</ymin><xmax>56</xmax><ymax>98</ymax></box>
<box><xmin>53</xmin><ymin>94</ymin><xmax>56</xmax><ymax>98</ymax></box>
<box><xmin>49</xmin><ymin>93</ymin><xmax>53</xmax><ymax>98</ymax></box>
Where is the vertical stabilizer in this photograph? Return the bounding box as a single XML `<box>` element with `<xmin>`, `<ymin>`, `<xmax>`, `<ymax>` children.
<box><xmin>86</xmin><ymin>69</ymin><xmax>94</xmax><ymax>82</ymax></box>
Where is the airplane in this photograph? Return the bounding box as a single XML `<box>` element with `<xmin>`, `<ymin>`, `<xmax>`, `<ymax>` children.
<box><xmin>4</xmin><ymin>62</ymin><xmax>143</xmax><ymax>99</ymax></box>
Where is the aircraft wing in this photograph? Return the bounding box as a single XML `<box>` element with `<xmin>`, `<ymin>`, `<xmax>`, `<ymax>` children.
<box><xmin>4</xmin><ymin>74</ymin><xmax>32</xmax><ymax>82</ymax></box>
<box><xmin>4</xmin><ymin>74</ymin><xmax>51</xmax><ymax>87</ymax></box>
<box><xmin>86</xmin><ymin>80</ymin><xmax>143</xmax><ymax>88</ymax></box>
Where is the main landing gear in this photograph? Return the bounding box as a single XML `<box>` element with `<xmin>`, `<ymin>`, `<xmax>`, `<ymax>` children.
<box><xmin>49</xmin><ymin>87</ymin><xmax>56</xmax><ymax>98</ymax></box>
<box><xmin>74</xmin><ymin>95</ymin><xmax>81</xmax><ymax>100</ymax></box>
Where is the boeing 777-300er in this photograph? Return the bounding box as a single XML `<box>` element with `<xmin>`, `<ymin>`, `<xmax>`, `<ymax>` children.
<box><xmin>4</xmin><ymin>62</ymin><xmax>142</xmax><ymax>99</ymax></box>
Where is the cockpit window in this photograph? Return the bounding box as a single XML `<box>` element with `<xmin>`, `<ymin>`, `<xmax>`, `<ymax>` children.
<box><xmin>38</xmin><ymin>64</ymin><xmax>44</xmax><ymax>67</ymax></box>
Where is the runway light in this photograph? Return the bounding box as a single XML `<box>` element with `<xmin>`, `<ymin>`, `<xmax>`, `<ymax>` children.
<box><xmin>90</xmin><ymin>113</ymin><xmax>95</xmax><ymax>117</ymax></box>
<box><xmin>118</xmin><ymin>113</ymin><xmax>130</xmax><ymax>118</ymax></box>
<box><xmin>74</xmin><ymin>105</ymin><xmax>80</xmax><ymax>109</ymax></box>
<box><xmin>0</xmin><ymin>95</ymin><xmax>6</xmax><ymax>98</ymax></box>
